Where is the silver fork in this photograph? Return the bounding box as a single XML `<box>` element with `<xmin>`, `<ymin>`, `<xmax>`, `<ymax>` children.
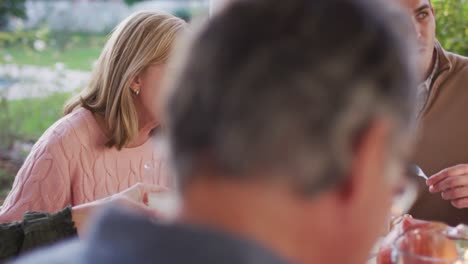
<box><xmin>409</xmin><ymin>164</ymin><xmax>428</xmax><ymax>180</ymax></box>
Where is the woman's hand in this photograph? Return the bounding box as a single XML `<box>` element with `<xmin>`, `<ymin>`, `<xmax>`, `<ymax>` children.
<box><xmin>426</xmin><ymin>164</ymin><xmax>468</xmax><ymax>208</ymax></box>
<box><xmin>72</xmin><ymin>183</ymin><xmax>169</xmax><ymax>236</ymax></box>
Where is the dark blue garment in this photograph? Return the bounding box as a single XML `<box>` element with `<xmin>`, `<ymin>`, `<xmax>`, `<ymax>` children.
<box><xmin>11</xmin><ymin>207</ymin><xmax>291</xmax><ymax>264</ymax></box>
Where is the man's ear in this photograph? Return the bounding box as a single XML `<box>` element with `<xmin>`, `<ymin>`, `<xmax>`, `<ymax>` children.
<box><xmin>338</xmin><ymin>119</ymin><xmax>393</xmax><ymax>203</ymax></box>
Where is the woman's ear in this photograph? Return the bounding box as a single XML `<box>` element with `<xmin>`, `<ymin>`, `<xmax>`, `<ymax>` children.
<box><xmin>130</xmin><ymin>75</ymin><xmax>143</xmax><ymax>95</ymax></box>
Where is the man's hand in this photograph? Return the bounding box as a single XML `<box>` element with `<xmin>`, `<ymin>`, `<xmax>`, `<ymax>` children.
<box><xmin>426</xmin><ymin>164</ymin><xmax>468</xmax><ymax>208</ymax></box>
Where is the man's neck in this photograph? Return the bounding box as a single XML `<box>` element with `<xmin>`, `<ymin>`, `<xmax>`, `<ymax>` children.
<box><xmin>179</xmin><ymin>179</ymin><xmax>301</xmax><ymax>262</ymax></box>
<box><xmin>178</xmin><ymin>178</ymin><xmax>348</xmax><ymax>264</ymax></box>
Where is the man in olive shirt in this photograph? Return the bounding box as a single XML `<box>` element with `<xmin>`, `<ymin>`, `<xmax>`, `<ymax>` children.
<box><xmin>397</xmin><ymin>0</ymin><xmax>468</xmax><ymax>225</ymax></box>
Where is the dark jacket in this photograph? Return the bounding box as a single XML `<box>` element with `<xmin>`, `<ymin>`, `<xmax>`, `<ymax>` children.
<box><xmin>0</xmin><ymin>207</ymin><xmax>76</xmax><ymax>262</ymax></box>
<box><xmin>11</xmin><ymin>207</ymin><xmax>290</xmax><ymax>264</ymax></box>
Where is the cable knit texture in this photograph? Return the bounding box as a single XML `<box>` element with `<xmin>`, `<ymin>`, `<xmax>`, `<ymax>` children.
<box><xmin>0</xmin><ymin>108</ymin><xmax>168</xmax><ymax>222</ymax></box>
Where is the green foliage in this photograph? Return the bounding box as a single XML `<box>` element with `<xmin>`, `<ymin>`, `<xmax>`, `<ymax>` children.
<box><xmin>123</xmin><ymin>0</ymin><xmax>145</xmax><ymax>6</ymax></box>
<box><xmin>0</xmin><ymin>0</ymin><xmax>26</xmax><ymax>30</ymax></box>
<box><xmin>6</xmin><ymin>92</ymin><xmax>71</xmax><ymax>141</ymax></box>
<box><xmin>0</xmin><ymin>168</ymin><xmax>15</xmax><ymax>200</ymax></box>
<box><xmin>0</xmin><ymin>90</ymin><xmax>70</xmax><ymax>149</ymax></box>
<box><xmin>0</xmin><ymin>84</ymin><xmax>15</xmax><ymax>150</ymax></box>
<box><xmin>174</xmin><ymin>8</ymin><xmax>192</xmax><ymax>22</ymax></box>
<box><xmin>1</xmin><ymin>46</ymin><xmax>102</xmax><ymax>71</ymax></box>
<box><xmin>0</xmin><ymin>26</ymin><xmax>50</xmax><ymax>50</ymax></box>
<box><xmin>0</xmin><ymin>32</ymin><xmax>107</xmax><ymax>71</ymax></box>
<box><xmin>432</xmin><ymin>0</ymin><xmax>468</xmax><ymax>56</ymax></box>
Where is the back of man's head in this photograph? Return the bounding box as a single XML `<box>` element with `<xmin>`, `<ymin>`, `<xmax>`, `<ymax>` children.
<box><xmin>165</xmin><ymin>0</ymin><xmax>416</xmax><ymax>263</ymax></box>
<box><xmin>167</xmin><ymin>0</ymin><xmax>415</xmax><ymax>194</ymax></box>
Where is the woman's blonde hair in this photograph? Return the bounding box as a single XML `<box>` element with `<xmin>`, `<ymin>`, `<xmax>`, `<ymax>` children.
<box><xmin>64</xmin><ymin>11</ymin><xmax>186</xmax><ymax>150</ymax></box>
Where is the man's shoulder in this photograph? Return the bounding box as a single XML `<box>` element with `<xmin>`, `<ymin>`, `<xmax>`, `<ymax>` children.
<box><xmin>82</xmin><ymin>206</ymin><xmax>291</xmax><ymax>264</ymax></box>
<box><xmin>445</xmin><ymin>50</ymin><xmax>468</xmax><ymax>74</ymax></box>
<box><xmin>11</xmin><ymin>206</ymin><xmax>291</xmax><ymax>264</ymax></box>
<box><xmin>11</xmin><ymin>238</ymin><xmax>83</xmax><ymax>264</ymax></box>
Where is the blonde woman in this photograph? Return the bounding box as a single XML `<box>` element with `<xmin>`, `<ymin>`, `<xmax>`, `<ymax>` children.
<box><xmin>0</xmin><ymin>11</ymin><xmax>186</xmax><ymax>222</ymax></box>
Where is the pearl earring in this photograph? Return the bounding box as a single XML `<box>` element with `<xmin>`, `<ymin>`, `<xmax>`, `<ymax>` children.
<box><xmin>131</xmin><ymin>88</ymin><xmax>140</xmax><ymax>96</ymax></box>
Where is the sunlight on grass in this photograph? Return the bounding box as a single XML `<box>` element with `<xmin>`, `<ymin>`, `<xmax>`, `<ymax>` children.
<box><xmin>0</xmin><ymin>33</ymin><xmax>107</xmax><ymax>71</ymax></box>
<box><xmin>1</xmin><ymin>47</ymin><xmax>102</xmax><ymax>71</ymax></box>
<box><xmin>8</xmin><ymin>92</ymin><xmax>71</xmax><ymax>140</ymax></box>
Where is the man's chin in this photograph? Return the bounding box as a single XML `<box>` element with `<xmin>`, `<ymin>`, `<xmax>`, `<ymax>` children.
<box><xmin>418</xmin><ymin>45</ymin><xmax>430</xmax><ymax>54</ymax></box>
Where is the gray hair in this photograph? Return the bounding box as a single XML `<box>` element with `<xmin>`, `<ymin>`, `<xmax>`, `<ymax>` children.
<box><xmin>165</xmin><ymin>0</ymin><xmax>417</xmax><ymax>195</ymax></box>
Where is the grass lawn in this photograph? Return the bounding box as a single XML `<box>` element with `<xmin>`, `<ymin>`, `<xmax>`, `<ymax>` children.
<box><xmin>6</xmin><ymin>92</ymin><xmax>71</xmax><ymax>141</ymax></box>
<box><xmin>1</xmin><ymin>47</ymin><xmax>102</xmax><ymax>71</ymax></box>
<box><xmin>0</xmin><ymin>33</ymin><xmax>108</xmax><ymax>71</ymax></box>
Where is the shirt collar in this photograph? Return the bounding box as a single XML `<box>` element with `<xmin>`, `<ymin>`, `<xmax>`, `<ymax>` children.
<box><xmin>420</xmin><ymin>48</ymin><xmax>440</xmax><ymax>91</ymax></box>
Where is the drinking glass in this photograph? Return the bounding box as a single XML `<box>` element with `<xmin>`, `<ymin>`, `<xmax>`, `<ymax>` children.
<box><xmin>143</xmin><ymin>160</ymin><xmax>180</xmax><ymax>218</ymax></box>
<box><xmin>392</xmin><ymin>226</ymin><xmax>468</xmax><ymax>264</ymax></box>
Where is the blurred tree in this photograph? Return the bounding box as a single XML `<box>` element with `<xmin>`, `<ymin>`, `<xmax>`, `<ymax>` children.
<box><xmin>432</xmin><ymin>0</ymin><xmax>468</xmax><ymax>55</ymax></box>
<box><xmin>0</xmin><ymin>0</ymin><xmax>26</xmax><ymax>30</ymax></box>
<box><xmin>123</xmin><ymin>0</ymin><xmax>145</xmax><ymax>6</ymax></box>
<box><xmin>174</xmin><ymin>8</ymin><xmax>192</xmax><ymax>22</ymax></box>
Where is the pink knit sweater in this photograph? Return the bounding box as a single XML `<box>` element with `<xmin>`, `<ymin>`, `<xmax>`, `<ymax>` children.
<box><xmin>0</xmin><ymin>108</ymin><xmax>168</xmax><ymax>222</ymax></box>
